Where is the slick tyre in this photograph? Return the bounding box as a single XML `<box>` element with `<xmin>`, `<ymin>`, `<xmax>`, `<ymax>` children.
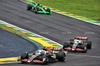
<box><xmin>63</xmin><ymin>42</ymin><xmax>69</xmax><ymax>49</ymax></box>
<box><xmin>63</xmin><ymin>42</ymin><xmax>69</xmax><ymax>47</ymax></box>
<box><xmin>87</xmin><ymin>41</ymin><xmax>92</xmax><ymax>49</ymax></box>
<box><xmin>69</xmin><ymin>39</ymin><xmax>74</xmax><ymax>44</ymax></box>
<box><xmin>21</xmin><ymin>53</ymin><xmax>29</xmax><ymax>63</ymax></box>
<box><xmin>57</xmin><ymin>51</ymin><xmax>66</xmax><ymax>62</ymax></box>
<box><xmin>21</xmin><ymin>53</ymin><xmax>29</xmax><ymax>59</ymax></box>
<box><xmin>69</xmin><ymin>39</ymin><xmax>74</xmax><ymax>41</ymax></box>
<box><xmin>46</xmin><ymin>8</ymin><xmax>50</xmax><ymax>15</ymax></box>
<box><xmin>27</xmin><ymin>4</ymin><xmax>32</xmax><ymax>10</ymax></box>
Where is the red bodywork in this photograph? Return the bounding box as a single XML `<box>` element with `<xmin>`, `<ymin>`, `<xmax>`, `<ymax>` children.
<box><xmin>75</xmin><ymin>36</ymin><xmax>88</xmax><ymax>40</ymax></box>
<box><xmin>21</xmin><ymin>55</ymin><xmax>45</xmax><ymax>63</ymax></box>
<box><xmin>47</xmin><ymin>47</ymin><xmax>61</xmax><ymax>50</ymax></box>
<box><xmin>32</xmin><ymin>60</ymin><xmax>44</xmax><ymax>63</ymax></box>
<box><xmin>21</xmin><ymin>58</ymin><xmax>44</xmax><ymax>63</ymax></box>
<box><xmin>64</xmin><ymin>47</ymin><xmax>85</xmax><ymax>51</ymax></box>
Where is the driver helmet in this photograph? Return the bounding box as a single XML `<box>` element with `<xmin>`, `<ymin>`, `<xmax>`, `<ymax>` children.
<box><xmin>40</xmin><ymin>51</ymin><xmax>45</xmax><ymax>54</ymax></box>
<box><xmin>74</xmin><ymin>37</ymin><xmax>80</xmax><ymax>40</ymax></box>
<box><xmin>43</xmin><ymin>47</ymin><xmax>47</xmax><ymax>51</ymax></box>
<box><xmin>37</xmin><ymin>3</ymin><xmax>40</xmax><ymax>6</ymax></box>
<box><xmin>77</xmin><ymin>38</ymin><xmax>80</xmax><ymax>40</ymax></box>
<box><xmin>33</xmin><ymin>52</ymin><xmax>35</xmax><ymax>55</ymax></box>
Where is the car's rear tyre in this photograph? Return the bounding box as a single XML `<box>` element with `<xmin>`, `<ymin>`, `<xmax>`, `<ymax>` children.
<box><xmin>63</xmin><ymin>42</ymin><xmax>69</xmax><ymax>50</ymax></box>
<box><xmin>46</xmin><ymin>8</ymin><xmax>50</xmax><ymax>12</ymax></box>
<box><xmin>21</xmin><ymin>53</ymin><xmax>29</xmax><ymax>63</ymax></box>
<box><xmin>69</xmin><ymin>39</ymin><xmax>74</xmax><ymax>41</ymax></box>
<box><xmin>21</xmin><ymin>53</ymin><xmax>29</xmax><ymax>59</ymax></box>
<box><xmin>27</xmin><ymin>4</ymin><xmax>32</xmax><ymax>10</ymax></box>
<box><xmin>87</xmin><ymin>41</ymin><xmax>92</xmax><ymax>49</ymax></box>
<box><xmin>57</xmin><ymin>51</ymin><xmax>66</xmax><ymax>61</ymax></box>
<box><xmin>46</xmin><ymin>8</ymin><xmax>51</xmax><ymax>15</ymax></box>
<box><xmin>63</xmin><ymin>42</ymin><xmax>69</xmax><ymax>47</ymax></box>
<box><xmin>69</xmin><ymin>39</ymin><xmax>74</xmax><ymax>44</ymax></box>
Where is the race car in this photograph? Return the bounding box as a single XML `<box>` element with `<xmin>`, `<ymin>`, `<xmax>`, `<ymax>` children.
<box><xmin>63</xmin><ymin>36</ymin><xmax>92</xmax><ymax>53</ymax></box>
<box><xmin>18</xmin><ymin>47</ymin><xmax>67</xmax><ymax>64</ymax></box>
<box><xmin>27</xmin><ymin>2</ymin><xmax>52</xmax><ymax>14</ymax></box>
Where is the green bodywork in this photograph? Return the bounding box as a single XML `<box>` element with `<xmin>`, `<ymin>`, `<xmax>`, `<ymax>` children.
<box><xmin>27</xmin><ymin>2</ymin><xmax>52</xmax><ymax>14</ymax></box>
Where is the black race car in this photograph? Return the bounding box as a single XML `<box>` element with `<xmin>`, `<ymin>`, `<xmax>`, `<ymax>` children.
<box><xmin>63</xmin><ymin>36</ymin><xmax>92</xmax><ymax>53</ymax></box>
<box><xmin>18</xmin><ymin>47</ymin><xmax>67</xmax><ymax>64</ymax></box>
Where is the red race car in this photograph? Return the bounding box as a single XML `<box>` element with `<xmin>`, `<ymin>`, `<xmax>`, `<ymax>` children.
<box><xmin>63</xmin><ymin>36</ymin><xmax>92</xmax><ymax>53</ymax></box>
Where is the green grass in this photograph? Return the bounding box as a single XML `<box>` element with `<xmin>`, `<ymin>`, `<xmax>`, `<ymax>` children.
<box><xmin>26</xmin><ymin>0</ymin><xmax>100</xmax><ymax>21</ymax></box>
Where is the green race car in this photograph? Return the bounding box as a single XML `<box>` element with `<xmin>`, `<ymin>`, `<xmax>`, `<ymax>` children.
<box><xmin>27</xmin><ymin>2</ymin><xmax>52</xmax><ymax>15</ymax></box>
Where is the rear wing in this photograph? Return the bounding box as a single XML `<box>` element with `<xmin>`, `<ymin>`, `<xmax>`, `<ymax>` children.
<box><xmin>75</xmin><ymin>36</ymin><xmax>88</xmax><ymax>40</ymax></box>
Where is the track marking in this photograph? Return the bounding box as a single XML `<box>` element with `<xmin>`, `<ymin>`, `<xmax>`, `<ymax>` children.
<box><xmin>0</xmin><ymin>57</ymin><xmax>18</xmax><ymax>61</ymax></box>
<box><xmin>0</xmin><ymin>20</ymin><xmax>62</xmax><ymax>47</ymax></box>
<box><xmin>0</xmin><ymin>61</ymin><xmax>20</xmax><ymax>64</ymax></box>
<box><xmin>68</xmin><ymin>54</ymin><xmax>100</xmax><ymax>59</ymax></box>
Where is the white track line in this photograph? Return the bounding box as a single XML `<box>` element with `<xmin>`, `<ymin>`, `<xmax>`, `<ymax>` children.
<box><xmin>0</xmin><ymin>62</ymin><xmax>21</xmax><ymax>64</ymax></box>
<box><xmin>68</xmin><ymin>54</ymin><xmax>100</xmax><ymax>59</ymax></box>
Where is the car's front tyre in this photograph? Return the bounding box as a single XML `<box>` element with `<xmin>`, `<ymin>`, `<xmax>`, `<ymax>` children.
<box><xmin>46</xmin><ymin>8</ymin><xmax>51</xmax><ymax>15</ymax></box>
<box><xmin>21</xmin><ymin>52</ymin><xmax>29</xmax><ymax>63</ymax></box>
<box><xmin>56</xmin><ymin>51</ymin><xmax>66</xmax><ymax>62</ymax></box>
<box><xmin>27</xmin><ymin>4</ymin><xmax>32</xmax><ymax>10</ymax></box>
<box><xmin>87</xmin><ymin>41</ymin><xmax>92</xmax><ymax>49</ymax></box>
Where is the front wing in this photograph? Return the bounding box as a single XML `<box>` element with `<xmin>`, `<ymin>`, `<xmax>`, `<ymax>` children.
<box><xmin>64</xmin><ymin>47</ymin><xmax>85</xmax><ymax>51</ymax></box>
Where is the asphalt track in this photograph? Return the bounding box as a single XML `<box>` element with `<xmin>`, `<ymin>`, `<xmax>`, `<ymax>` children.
<box><xmin>0</xmin><ymin>0</ymin><xmax>100</xmax><ymax>66</ymax></box>
<box><xmin>0</xmin><ymin>28</ymin><xmax>37</xmax><ymax>58</ymax></box>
